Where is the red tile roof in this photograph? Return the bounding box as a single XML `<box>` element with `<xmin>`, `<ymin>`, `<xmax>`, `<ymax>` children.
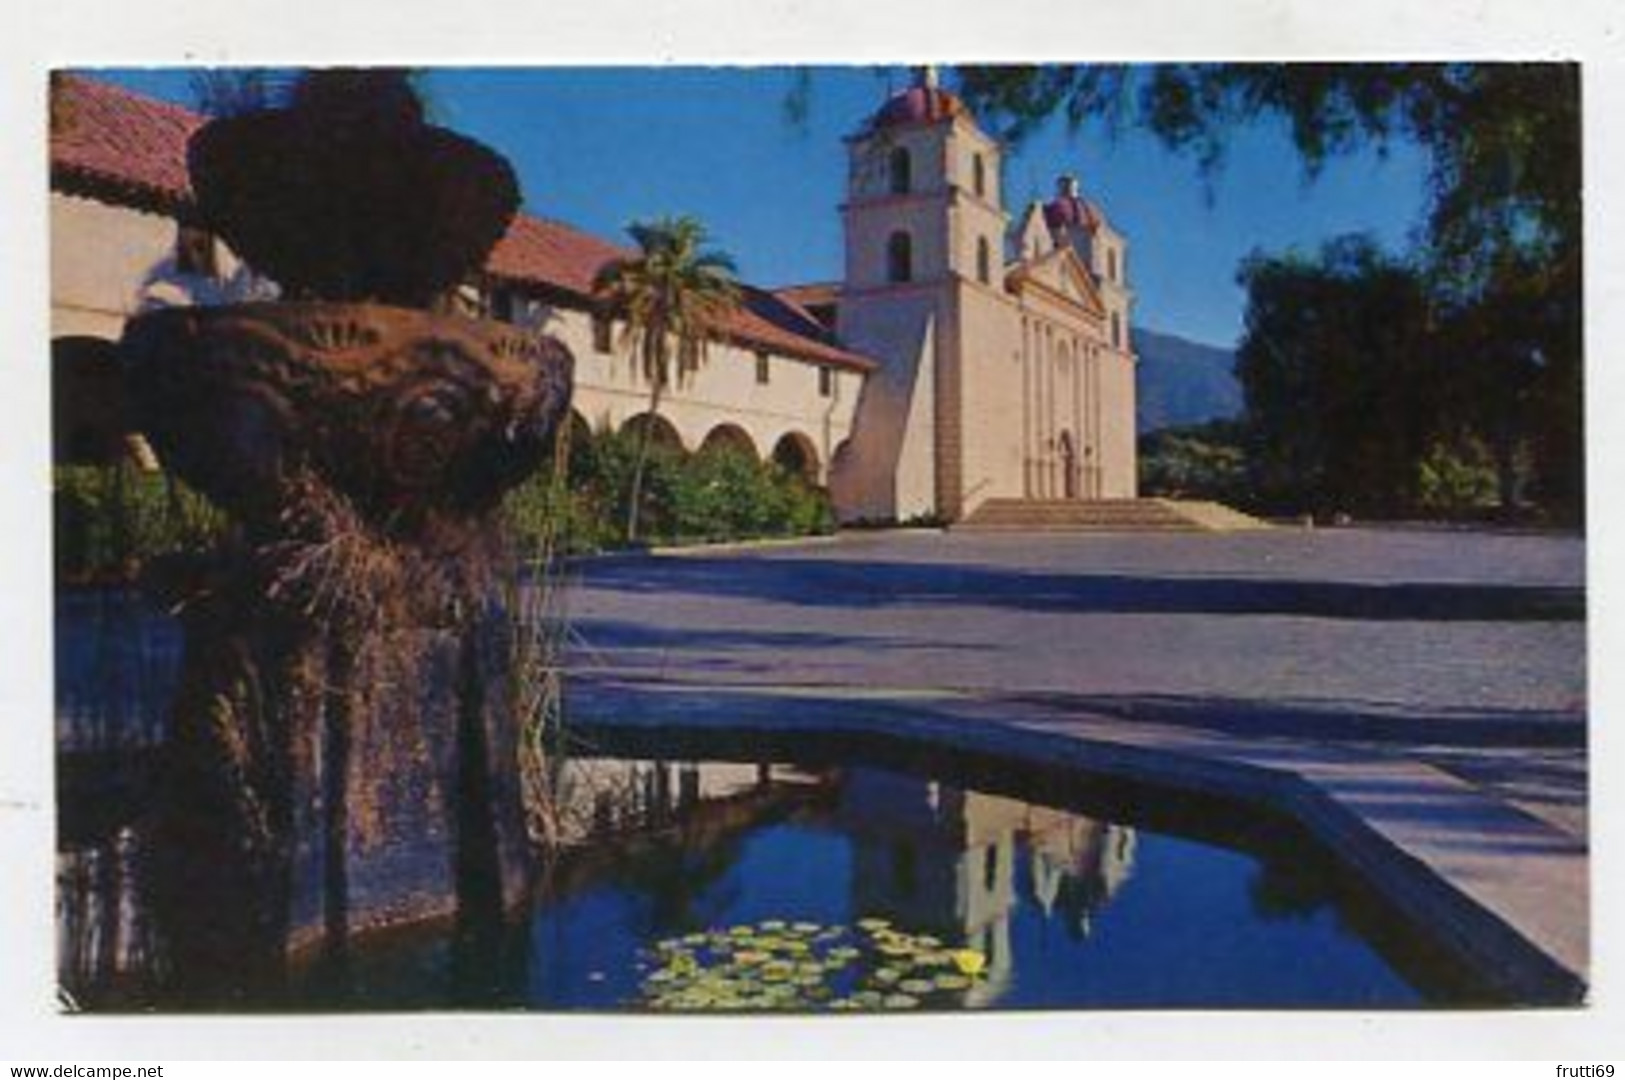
<box><xmin>50</xmin><ymin>74</ymin><xmax>875</xmax><ymax>374</ymax></box>
<box><xmin>51</xmin><ymin>73</ymin><xmax>199</xmax><ymax>212</ymax></box>
<box><xmin>773</xmin><ymin>281</ymin><xmax>840</xmax><ymax>310</ymax></box>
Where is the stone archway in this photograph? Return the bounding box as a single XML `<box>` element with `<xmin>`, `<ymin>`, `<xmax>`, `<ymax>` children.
<box><xmin>771</xmin><ymin>431</ymin><xmax>820</xmax><ymax>485</ymax></box>
<box><xmin>622</xmin><ymin>411</ymin><xmax>686</xmax><ymax>454</ymax></box>
<box><xmin>557</xmin><ymin>408</ymin><xmax>595</xmax><ymax>482</ymax></box>
<box><xmin>698</xmin><ymin>423</ymin><xmax>759</xmax><ymax>461</ymax></box>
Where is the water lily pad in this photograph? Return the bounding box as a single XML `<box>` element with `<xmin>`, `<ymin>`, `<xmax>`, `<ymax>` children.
<box><xmin>857</xmin><ymin>917</ymin><xmax>891</xmax><ymax>932</ymax></box>
<box><xmin>933</xmin><ymin>973</ymin><xmax>972</xmax><ymax>991</ymax></box>
<box><xmin>792</xmin><ymin>921</ymin><xmax>820</xmax><ymax>934</ymax></box>
<box><xmin>873</xmin><ymin>966</ymin><xmax>902</xmax><ymax>984</ymax></box>
<box><xmin>882</xmin><ymin>992</ymin><xmax>920</xmax><ymax>1009</ymax></box>
<box><xmin>899</xmin><ymin>978</ymin><xmax>936</xmax><ymax>995</ymax></box>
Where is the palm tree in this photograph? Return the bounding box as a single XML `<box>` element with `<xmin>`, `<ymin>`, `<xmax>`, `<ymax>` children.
<box><xmin>593</xmin><ymin>216</ymin><xmax>741</xmax><ymax>543</ymax></box>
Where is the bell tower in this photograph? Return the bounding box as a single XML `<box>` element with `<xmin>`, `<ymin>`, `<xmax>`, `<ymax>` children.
<box><xmin>840</xmin><ymin>66</ymin><xmax>1007</xmax><ymax>292</ymax></box>
<box><xmin>830</xmin><ymin>68</ymin><xmax>1010</xmax><ymax>523</ymax></box>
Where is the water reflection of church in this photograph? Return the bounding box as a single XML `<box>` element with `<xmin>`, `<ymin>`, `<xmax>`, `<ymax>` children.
<box><xmin>834</xmin><ymin>768</ymin><xmax>1137</xmax><ymax>1003</ymax></box>
<box><xmin>60</xmin><ymin>755</ymin><xmax>1138</xmax><ymax>1004</ymax></box>
<box><xmin>546</xmin><ymin>760</ymin><xmax>1138</xmax><ymax>994</ymax></box>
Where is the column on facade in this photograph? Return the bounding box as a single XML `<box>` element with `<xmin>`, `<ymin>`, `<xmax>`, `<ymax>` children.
<box><xmin>1090</xmin><ymin>343</ymin><xmax>1103</xmax><ymax>498</ymax></box>
<box><xmin>1070</xmin><ymin>335</ymin><xmax>1083</xmax><ymax>501</ymax></box>
<box><xmin>1045</xmin><ymin>324</ymin><xmax>1057</xmax><ymax>498</ymax></box>
<box><xmin>1020</xmin><ymin>317</ymin><xmax>1032</xmax><ymax>497</ymax></box>
<box><xmin>1034</xmin><ymin>322</ymin><xmax>1046</xmax><ymax>498</ymax></box>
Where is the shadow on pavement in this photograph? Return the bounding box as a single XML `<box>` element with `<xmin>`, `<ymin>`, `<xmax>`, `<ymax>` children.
<box><xmin>581</xmin><ymin>556</ymin><xmax>1585</xmax><ymax>623</ymax></box>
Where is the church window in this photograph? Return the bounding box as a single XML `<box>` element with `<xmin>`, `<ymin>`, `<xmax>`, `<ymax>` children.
<box><xmin>888</xmin><ymin>146</ymin><xmax>912</xmax><ymax>195</ymax></box>
<box><xmin>592</xmin><ymin>312</ymin><xmax>613</xmax><ymax>353</ymax></box>
<box><xmin>1108</xmin><ymin>246</ymin><xmax>1118</xmax><ymax>283</ymax></box>
<box><xmin>175</xmin><ymin>223</ymin><xmax>217</xmax><ymax>277</ymax></box>
<box><xmin>755</xmin><ymin>351</ymin><xmax>771</xmax><ymax>385</ymax></box>
<box><xmin>976</xmin><ymin>236</ymin><xmax>992</xmax><ymax>285</ymax></box>
<box><xmin>819</xmin><ymin>366</ymin><xmax>835</xmax><ymax>398</ymax></box>
<box><xmin>490</xmin><ymin>286</ymin><xmax>517</xmax><ymax>323</ymax></box>
<box><xmin>886</xmin><ymin>231</ymin><xmax>913</xmax><ymax>284</ymax></box>
<box><xmin>1111</xmin><ymin>311</ymin><xmax>1122</xmax><ymax>350</ymax></box>
<box><xmin>973</xmin><ymin>152</ymin><xmax>986</xmax><ymax>198</ymax></box>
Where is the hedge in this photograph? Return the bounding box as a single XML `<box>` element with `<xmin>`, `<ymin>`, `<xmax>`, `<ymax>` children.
<box><xmin>55</xmin><ymin>426</ymin><xmax>836</xmax><ymax>582</ymax></box>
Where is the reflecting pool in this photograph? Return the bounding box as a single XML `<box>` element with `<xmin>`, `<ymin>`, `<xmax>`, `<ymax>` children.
<box><xmin>59</xmin><ymin>739</ymin><xmax>1500</xmax><ymax>1011</ymax></box>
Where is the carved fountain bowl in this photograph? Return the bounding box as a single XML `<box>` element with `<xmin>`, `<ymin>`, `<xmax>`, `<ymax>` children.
<box><xmin>122</xmin><ymin>302</ymin><xmax>574</xmax><ymax>535</ymax></box>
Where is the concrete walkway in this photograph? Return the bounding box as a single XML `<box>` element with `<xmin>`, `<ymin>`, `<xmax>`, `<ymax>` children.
<box><xmin>561</xmin><ymin>526</ymin><xmax>1588</xmax><ymax>999</ymax></box>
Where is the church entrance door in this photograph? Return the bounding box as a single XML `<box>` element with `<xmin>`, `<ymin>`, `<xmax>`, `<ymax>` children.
<box><xmin>1059</xmin><ymin>431</ymin><xmax>1078</xmax><ymax>499</ymax></box>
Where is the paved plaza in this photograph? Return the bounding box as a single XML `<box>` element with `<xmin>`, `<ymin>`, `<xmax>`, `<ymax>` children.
<box><xmin>50</xmin><ymin>523</ymin><xmax>1592</xmax><ymax>997</ymax></box>
<box><xmin>563</xmin><ymin>525</ymin><xmax>1589</xmax><ymax>993</ymax></box>
<box><xmin>567</xmin><ymin>527</ymin><xmax>1585</xmax><ymax>823</ymax></box>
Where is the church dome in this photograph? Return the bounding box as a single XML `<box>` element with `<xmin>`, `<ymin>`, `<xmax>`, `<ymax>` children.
<box><xmin>869</xmin><ymin>68</ymin><xmax>967</xmax><ymax>131</ymax></box>
<box><xmin>871</xmin><ymin>84</ymin><xmax>966</xmax><ymax>129</ymax></box>
<box><xmin>1042</xmin><ymin>174</ymin><xmax>1103</xmax><ymax>234</ymax></box>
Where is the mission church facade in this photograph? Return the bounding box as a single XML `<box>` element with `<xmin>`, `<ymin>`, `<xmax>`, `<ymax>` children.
<box><xmin>828</xmin><ymin>67</ymin><xmax>1136</xmax><ymax>521</ymax></box>
<box><xmin>50</xmin><ymin>69</ymin><xmax>1135</xmax><ymax>523</ymax></box>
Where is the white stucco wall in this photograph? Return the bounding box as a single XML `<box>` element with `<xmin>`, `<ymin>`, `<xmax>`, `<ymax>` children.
<box><xmin>51</xmin><ymin>192</ymin><xmax>861</xmax><ymax>485</ymax></box>
<box><xmin>51</xmin><ymin>193</ymin><xmax>174</xmax><ymax>340</ymax></box>
<box><xmin>830</xmin><ymin>289</ymin><xmax>940</xmax><ymax>521</ymax></box>
<box><xmin>501</xmin><ymin>295</ymin><xmax>858</xmax><ymax>482</ymax></box>
<box><xmin>953</xmin><ymin>281</ymin><xmax>1024</xmax><ymax>513</ymax></box>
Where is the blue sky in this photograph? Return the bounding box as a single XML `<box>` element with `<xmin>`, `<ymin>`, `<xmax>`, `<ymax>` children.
<box><xmin>97</xmin><ymin>65</ymin><xmax>1432</xmax><ymax>348</ymax></box>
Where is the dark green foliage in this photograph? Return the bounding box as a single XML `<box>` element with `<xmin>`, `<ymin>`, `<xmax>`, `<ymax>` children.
<box><xmin>56</xmin><ymin>432</ymin><xmax>835</xmax><ymax>587</ymax></box>
<box><xmin>1232</xmin><ymin>235</ymin><xmax>1573</xmax><ymax>522</ymax></box>
<box><xmin>1137</xmin><ymin>420</ymin><xmax>1250</xmax><ymax>507</ymax></box>
<box><xmin>1235</xmin><ymin>236</ymin><xmax>1440</xmax><ymax>517</ymax></box>
<box><xmin>54</xmin><ymin>464</ymin><xmax>227</xmax><ymax>584</ymax></box>
<box><xmin>1415</xmin><ymin>438</ymin><xmax>1501</xmax><ymax>515</ymax></box>
<box><xmin>502</xmin><ymin>427</ymin><xmax>834</xmax><ymax>555</ymax></box>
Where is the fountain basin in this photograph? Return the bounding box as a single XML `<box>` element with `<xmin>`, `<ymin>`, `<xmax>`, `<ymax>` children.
<box><xmin>121</xmin><ymin>302</ymin><xmax>572</xmax><ymax>538</ymax></box>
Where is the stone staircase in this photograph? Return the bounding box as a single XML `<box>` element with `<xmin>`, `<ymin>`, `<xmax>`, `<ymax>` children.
<box><xmin>955</xmin><ymin>497</ymin><xmax>1269</xmax><ymax>533</ymax></box>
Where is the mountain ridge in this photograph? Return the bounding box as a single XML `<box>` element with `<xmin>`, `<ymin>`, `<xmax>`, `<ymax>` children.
<box><xmin>1133</xmin><ymin>326</ymin><xmax>1243</xmax><ymax>432</ymax></box>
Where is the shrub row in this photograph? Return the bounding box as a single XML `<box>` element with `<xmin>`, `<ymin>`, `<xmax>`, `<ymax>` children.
<box><xmin>54</xmin><ymin>464</ymin><xmax>227</xmax><ymax>585</ymax></box>
<box><xmin>54</xmin><ymin>426</ymin><xmax>836</xmax><ymax>582</ymax></box>
<box><xmin>504</xmin><ymin>426</ymin><xmax>835</xmax><ymax>555</ymax></box>
<box><xmin>1138</xmin><ymin>419</ymin><xmax>1508</xmax><ymax>520</ymax></box>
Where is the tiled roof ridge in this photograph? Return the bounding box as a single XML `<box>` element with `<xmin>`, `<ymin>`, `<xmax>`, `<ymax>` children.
<box><xmin>50</xmin><ymin>73</ymin><xmax>875</xmax><ymax>373</ymax></box>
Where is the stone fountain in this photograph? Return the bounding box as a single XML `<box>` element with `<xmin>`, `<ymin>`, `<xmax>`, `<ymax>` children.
<box><xmin>118</xmin><ymin>71</ymin><xmax>573</xmax><ymax>997</ymax></box>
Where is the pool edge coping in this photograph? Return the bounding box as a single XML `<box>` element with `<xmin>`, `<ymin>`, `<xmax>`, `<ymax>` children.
<box><xmin>565</xmin><ymin>677</ymin><xmax>1588</xmax><ymax>1007</ymax></box>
